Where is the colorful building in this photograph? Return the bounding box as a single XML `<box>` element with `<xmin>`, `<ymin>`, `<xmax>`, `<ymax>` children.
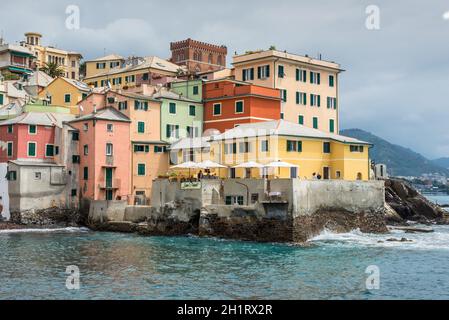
<box><xmin>78</xmin><ymin>90</ymin><xmax>169</xmax><ymax>204</ymax></box>
<box><xmin>84</xmin><ymin>54</ymin><xmax>125</xmax><ymax>79</ymax></box>
<box><xmin>206</xmin><ymin>120</ymin><xmax>371</xmax><ymax>181</ymax></box>
<box><xmin>153</xmin><ymin>89</ymin><xmax>204</xmax><ymax>142</ymax></box>
<box><xmin>203</xmin><ymin>79</ymin><xmax>281</xmax><ymax>132</ymax></box>
<box><xmin>38</xmin><ymin>77</ymin><xmax>92</xmax><ymax>114</ymax></box>
<box><xmin>170</xmin><ymin>79</ymin><xmax>203</xmax><ymax>102</ymax></box>
<box><xmin>0</xmin><ymin>43</ymin><xmax>35</xmax><ymax>78</ymax></box>
<box><xmin>170</xmin><ymin>38</ymin><xmax>227</xmax><ymax>74</ymax></box>
<box><xmin>233</xmin><ymin>49</ymin><xmax>342</xmax><ymax>133</ymax></box>
<box><xmin>22</xmin><ymin>32</ymin><xmax>82</xmax><ymax>80</ymax></box>
<box><xmin>68</xmin><ymin>108</ymin><xmax>131</xmax><ymax>201</ymax></box>
<box><xmin>84</xmin><ymin>56</ymin><xmax>184</xmax><ymax>90</ymax></box>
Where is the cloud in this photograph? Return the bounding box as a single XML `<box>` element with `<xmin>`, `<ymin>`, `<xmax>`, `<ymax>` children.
<box><xmin>443</xmin><ymin>11</ymin><xmax>449</xmax><ymax>20</ymax></box>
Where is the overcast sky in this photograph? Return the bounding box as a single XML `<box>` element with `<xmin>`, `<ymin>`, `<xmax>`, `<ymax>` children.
<box><xmin>1</xmin><ymin>0</ymin><xmax>448</xmax><ymax>159</ymax></box>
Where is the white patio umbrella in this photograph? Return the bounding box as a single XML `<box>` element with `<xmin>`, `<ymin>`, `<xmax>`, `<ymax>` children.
<box><xmin>170</xmin><ymin>161</ymin><xmax>201</xmax><ymax>178</ymax></box>
<box><xmin>197</xmin><ymin>160</ymin><xmax>227</xmax><ymax>169</ymax></box>
<box><xmin>233</xmin><ymin>161</ymin><xmax>264</xmax><ymax>168</ymax></box>
<box><xmin>264</xmin><ymin>160</ymin><xmax>297</xmax><ymax>178</ymax></box>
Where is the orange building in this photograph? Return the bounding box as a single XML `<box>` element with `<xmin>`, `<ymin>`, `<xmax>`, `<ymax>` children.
<box><xmin>203</xmin><ymin>79</ymin><xmax>281</xmax><ymax>132</ymax></box>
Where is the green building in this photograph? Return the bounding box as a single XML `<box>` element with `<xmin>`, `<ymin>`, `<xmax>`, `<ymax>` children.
<box><xmin>170</xmin><ymin>79</ymin><xmax>203</xmax><ymax>103</ymax></box>
<box><xmin>154</xmin><ymin>90</ymin><xmax>203</xmax><ymax>143</ymax></box>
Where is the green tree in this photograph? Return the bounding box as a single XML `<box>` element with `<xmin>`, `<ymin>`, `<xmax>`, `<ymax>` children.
<box><xmin>269</xmin><ymin>45</ymin><xmax>277</xmax><ymax>50</ymax></box>
<box><xmin>40</xmin><ymin>62</ymin><xmax>65</xmax><ymax>78</ymax></box>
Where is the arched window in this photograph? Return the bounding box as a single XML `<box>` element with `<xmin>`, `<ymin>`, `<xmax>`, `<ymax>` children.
<box><xmin>197</xmin><ymin>51</ymin><xmax>202</xmax><ymax>62</ymax></box>
<box><xmin>357</xmin><ymin>173</ymin><xmax>363</xmax><ymax>180</ymax></box>
<box><xmin>208</xmin><ymin>53</ymin><xmax>213</xmax><ymax>64</ymax></box>
<box><xmin>217</xmin><ymin>55</ymin><xmax>222</xmax><ymax>66</ymax></box>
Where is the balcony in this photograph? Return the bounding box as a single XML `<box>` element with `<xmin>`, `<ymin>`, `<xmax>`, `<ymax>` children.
<box><xmin>99</xmin><ymin>178</ymin><xmax>121</xmax><ymax>190</ymax></box>
<box><xmin>102</xmin><ymin>156</ymin><xmax>116</xmax><ymax>167</ymax></box>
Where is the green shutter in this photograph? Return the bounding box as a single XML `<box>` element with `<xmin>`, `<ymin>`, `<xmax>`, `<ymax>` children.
<box><xmin>29</xmin><ymin>125</ymin><xmax>36</xmax><ymax>134</ymax></box>
<box><xmin>138</xmin><ymin>164</ymin><xmax>146</xmax><ymax>176</ymax></box>
<box><xmin>169</xmin><ymin>102</ymin><xmax>176</xmax><ymax>114</ymax></box>
<box><xmin>257</xmin><ymin>66</ymin><xmax>261</xmax><ymax>79</ymax></box>
<box><xmin>46</xmin><ymin>144</ymin><xmax>54</xmax><ymax>157</ymax></box>
<box><xmin>7</xmin><ymin>142</ymin><xmax>13</xmax><ymax>157</ymax></box>
<box><xmin>166</xmin><ymin>124</ymin><xmax>171</xmax><ymax>138</ymax></box>
<box><xmin>0</xmin><ymin>94</ymin><xmax>3</xmax><ymax>105</ymax></box>
<box><xmin>193</xmin><ymin>86</ymin><xmax>199</xmax><ymax>95</ymax></box>
<box><xmin>266</xmin><ymin>65</ymin><xmax>270</xmax><ymax>77</ymax></box>
<box><xmin>138</xmin><ymin>122</ymin><xmax>145</xmax><ymax>133</ymax></box>
<box><xmin>83</xmin><ymin>167</ymin><xmax>88</xmax><ymax>180</ymax></box>
<box><xmin>296</xmin><ymin>92</ymin><xmax>300</xmax><ymax>104</ymax></box>
<box><xmin>28</xmin><ymin>143</ymin><xmax>36</xmax><ymax>156</ymax></box>
<box><xmin>330</xmin><ymin>119</ymin><xmax>335</xmax><ymax>133</ymax></box>
<box><xmin>296</xmin><ymin>69</ymin><xmax>300</xmax><ymax>81</ymax></box>
<box><xmin>298</xmin><ymin>115</ymin><xmax>304</xmax><ymax>125</ymax></box>
<box><xmin>298</xmin><ymin>141</ymin><xmax>302</xmax><ymax>152</ymax></box>
<box><xmin>313</xmin><ymin>117</ymin><xmax>318</xmax><ymax>129</ymax></box>
<box><xmin>189</xmin><ymin>105</ymin><xmax>196</xmax><ymax>116</ymax></box>
<box><xmin>236</xmin><ymin>101</ymin><xmax>243</xmax><ymax>113</ymax></box>
<box><xmin>134</xmin><ymin>100</ymin><xmax>139</xmax><ymax>110</ymax></box>
<box><xmin>64</xmin><ymin>94</ymin><xmax>71</xmax><ymax>103</ymax></box>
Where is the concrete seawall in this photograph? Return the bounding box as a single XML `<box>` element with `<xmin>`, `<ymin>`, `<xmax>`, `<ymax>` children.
<box><xmin>87</xmin><ymin>179</ymin><xmax>387</xmax><ymax>243</ymax></box>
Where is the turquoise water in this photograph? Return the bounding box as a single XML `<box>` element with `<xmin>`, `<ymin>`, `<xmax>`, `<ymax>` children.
<box><xmin>1</xmin><ymin>225</ymin><xmax>449</xmax><ymax>300</ymax></box>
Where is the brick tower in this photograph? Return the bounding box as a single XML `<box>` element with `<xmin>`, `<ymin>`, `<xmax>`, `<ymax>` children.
<box><xmin>170</xmin><ymin>38</ymin><xmax>228</xmax><ymax>74</ymax></box>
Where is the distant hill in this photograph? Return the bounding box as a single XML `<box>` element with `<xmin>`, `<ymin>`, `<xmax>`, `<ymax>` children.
<box><xmin>432</xmin><ymin>157</ymin><xmax>449</xmax><ymax>169</ymax></box>
<box><xmin>340</xmin><ymin>129</ymin><xmax>449</xmax><ymax>177</ymax></box>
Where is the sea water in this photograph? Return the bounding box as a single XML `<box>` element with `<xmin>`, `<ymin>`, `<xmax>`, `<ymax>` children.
<box><xmin>1</xmin><ymin>223</ymin><xmax>449</xmax><ymax>300</ymax></box>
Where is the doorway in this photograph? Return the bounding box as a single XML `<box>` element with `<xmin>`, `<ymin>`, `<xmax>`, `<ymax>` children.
<box><xmin>323</xmin><ymin>167</ymin><xmax>330</xmax><ymax>180</ymax></box>
<box><xmin>290</xmin><ymin>167</ymin><xmax>298</xmax><ymax>178</ymax></box>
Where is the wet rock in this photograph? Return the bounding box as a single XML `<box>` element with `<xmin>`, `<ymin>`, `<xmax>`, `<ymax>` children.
<box><xmin>386</xmin><ymin>237</ymin><xmax>413</xmax><ymax>242</ymax></box>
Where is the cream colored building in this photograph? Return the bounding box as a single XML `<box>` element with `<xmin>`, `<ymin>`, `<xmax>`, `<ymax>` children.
<box><xmin>22</xmin><ymin>32</ymin><xmax>82</xmax><ymax>80</ymax></box>
<box><xmin>84</xmin><ymin>54</ymin><xmax>125</xmax><ymax>79</ymax></box>
<box><xmin>233</xmin><ymin>50</ymin><xmax>342</xmax><ymax>134</ymax></box>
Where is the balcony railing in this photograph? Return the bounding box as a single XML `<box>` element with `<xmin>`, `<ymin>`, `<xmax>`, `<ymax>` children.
<box><xmin>99</xmin><ymin>178</ymin><xmax>121</xmax><ymax>190</ymax></box>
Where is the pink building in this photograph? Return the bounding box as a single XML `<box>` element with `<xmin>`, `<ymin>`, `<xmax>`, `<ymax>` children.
<box><xmin>68</xmin><ymin>107</ymin><xmax>131</xmax><ymax>201</ymax></box>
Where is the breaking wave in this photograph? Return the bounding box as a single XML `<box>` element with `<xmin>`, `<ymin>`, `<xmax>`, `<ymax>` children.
<box><xmin>0</xmin><ymin>227</ymin><xmax>90</xmax><ymax>234</ymax></box>
<box><xmin>309</xmin><ymin>225</ymin><xmax>449</xmax><ymax>251</ymax></box>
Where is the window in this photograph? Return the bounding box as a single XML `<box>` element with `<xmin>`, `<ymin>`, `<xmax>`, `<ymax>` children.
<box><xmin>107</xmin><ymin>124</ymin><xmax>113</xmax><ymax>132</ymax></box>
<box><xmin>323</xmin><ymin>142</ymin><xmax>331</xmax><ymax>153</ymax></box>
<box><xmin>0</xmin><ymin>93</ymin><xmax>3</xmax><ymax>105</ymax></box>
<box><xmin>310</xmin><ymin>71</ymin><xmax>321</xmax><ymax>84</ymax></box>
<box><xmin>64</xmin><ymin>94</ymin><xmax>71</xmax><ymax>103</ymax></box>
<box><xmin>327</xmin><ymin>97</ymin><xmax>337</xmax><ymax>109</ymax></box>
<box><xmin>134</xmin><ymin>145</ymin><xmax>150</xmax><ymax>153</ymax></box>
<box><xmin>7</xmin><ymin>171</ymin><xmax>17</xmax><ymax>181</ymax></box>
<box><xmin>106</xmin><ymin>143</ymin><xmax>113</xmax><ymax>156</ymax></box>
<box><xmin>242</xmin><ymin>68</ymin><xmax>254</xmax><ymax>81</ymax></box>
<box><xmin>84</xmin><ymin>144</ymin><xmax>88</xmax><ymax>155</ymax></box>
<box><xmin>213</xmin><ymin>103</ymin><xmax>221</xmax><ymax>116</ymax></box>
<box><xmin>134</xmin><ymin>100</ymin><xmax>148</xmax><ymax>111</ymax></box>
<box><xmin>7</xmin><ymin>125</ymin><xmax>13</xmax><ymax>133</ymax></box>
<box><xmin>235</xmin><ymin>101</ymin><xmax>244</xmax><ymax>113</ymax></box>
<box><xmin>118</xmin><ymin>101</ymin><xmax>127</xmax><ymax>110</ymax></box>
<box><xmin>278</xmin><ymin>65</ymin><xmax>285</xmax><ymax>78</ymax></box>
<box><xmin>137</xmin><ymin>121</ymin><xmax>145</xmax><ymax>133</ymax></box>
<box><xmin>110</xmin><ymin>61</ymin><xmax>120</xmax><ymax>68</ymax></box>
<box><xmin>336</xmin><ymin>171</ymin><xmax>341</xmax><ymax>179</ymax></box>
<box><xmin>166</xmin><ymin>124</ymin><xmax>179</xmax><ymax>138</ymax></box>
<box><xmin>154</xmin><ymin>146</ymin><xmax>166</xmax><ymax>153</ymax></box>
<box><xmin>71</xmin><ymin>189</ymin><xmax>77</xmax><ymax>196</ymax></box>
<box><xmin>310</xmin><ymin>94</ymin><xmax>321</xmax><ymax>107</ymax></box>
<box><xmin>112</xmin><ymin>77</ymin><xmax>122</xmax><ymax>85</ymax></box>
<box><xmin>7</xmin><ymin>142</ymin><xmax>13</xmax><ymax>157</ymax></box>
<box><xmin>313</xmin><ymin>117</ymin><xmax>318</xmax><ymax>129</ymax></box>
<box><xmin>34</xmin><ymin>172</ymin><xmax>41</xmax><ymax>180</ymax></box>
<box><xmin>169</xmin><ymin>102</ymin><xmax>176</xmax><ymax>114</ymax></box>
<box><xmin>72</xmin><ymin>131</ymin><xmax>79</xmax><ymax>141</ymax></box>
<box><xmin>280</xmin><ymin>112</ymin><xmax>284</xmax><ymax>119</ymax></box>
<box><xmin>296</xmin><ymin>68</ymin><xmax>307</xmax><ymax>82</ymax></box>
<box><xmin>251</xmin><ymin>194</ymin><xmax>259</xmax><ymax>204</ymax></box>
<box><xmin>296</xmin><ymin>92</ymin><xmax>307</xmax><ymax>105</ymax></box>
<box><xmin>83</xmin><ymin>167</ymin><xmax>88</xmax><ymax>180</ymax></box>
<box><xmin>189</xmin><ymin>105</ymin><xmax>196</xmax><ymax>116</ymax></box>
<box><xmin>224</xmin><ymin>143</ymin><xmax>237</xmax><ymax>154</ymax></box>
<box><xmin>55</xmin><ymin>146</ymin><xmax>59</xmax><ymax>155</ymax></box>
<box><xmin>137</xmin><ymin>163</ymin><xmax>146</xmax><ymax>176</ymax></box>
<box><xmin>287</xmin><ymin>140</ymin><xmax>302</xmax><ymax>152</ymax></box>
<box><xmin>125</xmin><ymin>75</ymin><xmax>136</xmax><ymax>83</ymax></box>
<box><xmin>187</xmin><ymin>126</ymin><xmax>199</xmax><ymax>138</ymax></box>
<box><xmin>193</xmin><ymin>86</ymin><xmax>199</xmax><ymax>95</ymax></box>
<box><xmin>298</xmin><ymin>115</ymin><xmax>304</xmax><ymax>125</ymax></box>
<box><xmin>261</xmin><ymin>140</ymin><xmax>269</xmax><ymax>152</ymax></box>
<box><xmin>83</xmin><ymin>123</ymin><xmax>88</xmax><ymax>131</ymax></box>
<box><xmin>280</xmin><ymin>89</ymin><xmax>287</xmax><ymax>102</ymax></box>
<box><xmin>96</xmin><ymin>62</ymin><xmax>106</xmax><ymax>69</ymax></box>
<box><xmin>329</xmin><ymin>119</ymin><xmax>335</xmax><ymax>133</ymax></box>
<box><xmin>239</xmin><ymin>142</ymin><xmax>251</xmax><ymax>153</ymax></box>
<box><xmin>329</xmin><ymin>75</ymin><xmax>335</xmax><ymax>87</ymax></box>
<box><xmin>28</xmin><ymin>125</ymin><xmax>37</xmax><ymax>134</ymax></box>
<box><xmin>142</xmin><ymin>73</ymin><xmax>149</xmax><ymax>81</ymax></box>
<box><xmin>27</xmin><ymin>142</ymin><xmax>36</xmax><ymax>157</ymax></box>
<box><xmin>350</xmin><ymin>145</ymin><xmax>365</xmax><ymax>153</ymax></box>
<box><xmin>225</xmin><ymin>195</ymin><xmax>244</xmax><ymax>206</ymax></box>
<box><xmin>45</xmin><ymin>144</ymin><xmax>55</xmax><ymax>157</ymax></box>
<box><xmin>257</xmin><ymin>65</ymin><xmax>270</xmax><ymax>79</ymax></box>
<box><xmin>72</xmin><ymin>155</ymin><xmax>80</xmax><ymax>163</ymax></box>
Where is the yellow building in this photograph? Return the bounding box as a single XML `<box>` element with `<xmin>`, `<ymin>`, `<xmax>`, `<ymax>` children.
<box><xmin>84</xmin><ymin>56</ymin><xmax>184</xmax><ymax>90</ymax></box>
<box><xmin>22</xmin><ymin>32</ymin><xmax>82</xmax><ymax>80</ymax></box>
<box><xmin>204</xmin><ymin>120</ymin><xmax>371</xmax><ymax>181</ymax></box>
<box><xmin>38</xmin><ymin>77</ymin><xmax>91</xmax><ymax>114</ymax></box>
<box><xmin>233</xmin><ymin>50</ymin><xmax>342</xmax><ymax>134</ymax></box>
<box><xmin>84</xmin><ymin>54</ymin><xmax>125</xmax><ymax>79</ymax></box>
